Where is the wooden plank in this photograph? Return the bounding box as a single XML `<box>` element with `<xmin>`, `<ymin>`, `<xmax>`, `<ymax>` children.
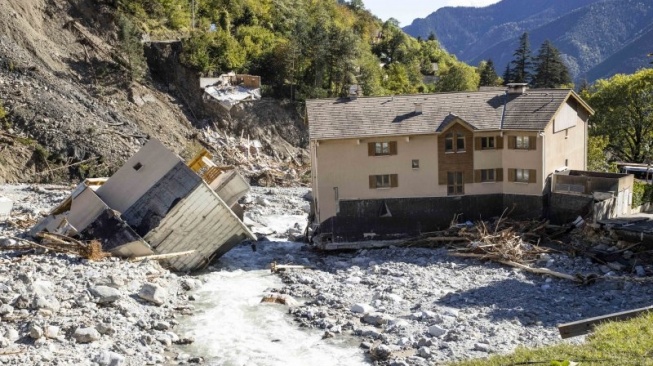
<box><xmin>558</xmin><ymin>305</ymin><xmax>653</xmax><ymax>339</ymax></box>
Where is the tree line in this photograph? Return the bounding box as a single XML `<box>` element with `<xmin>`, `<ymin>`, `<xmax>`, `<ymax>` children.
<box><xmin>117</xmin><ymin>0</ymin><xmax>482</xmax><ymax>100</ymax></box>
<box><xmin>477</xmin><ymin>32</ymin><xmax>572</xmax><ymax>88</ymax></box>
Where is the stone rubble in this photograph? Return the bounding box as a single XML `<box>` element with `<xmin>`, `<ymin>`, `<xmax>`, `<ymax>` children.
<box><xmin>0</xmin><ymin>184</ymin><xmax>204</xmax><ymax>365</ymax></box>
<box><xmin>4</xmin><ymin>184</ymin><xmax>653</xmax><ymax>365</ymax></box>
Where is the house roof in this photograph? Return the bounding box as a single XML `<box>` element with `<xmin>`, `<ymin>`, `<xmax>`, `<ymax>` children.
<box><xmin>307</xmin><ymin>89</ymin><xmax>590</xmax><ymax>140</ymax></box>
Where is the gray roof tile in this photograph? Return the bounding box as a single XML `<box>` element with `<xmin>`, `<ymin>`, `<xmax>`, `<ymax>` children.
<box><xmin>307</xmin><ymin>89</ymin><xmax>579</xmax><ymax>140</ymax></box>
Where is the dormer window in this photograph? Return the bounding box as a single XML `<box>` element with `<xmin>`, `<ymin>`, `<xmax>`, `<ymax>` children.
<box><xmin>445</xmin><ymin>131</ymin><xmax>465</xmax><ymax>153</ymax></box>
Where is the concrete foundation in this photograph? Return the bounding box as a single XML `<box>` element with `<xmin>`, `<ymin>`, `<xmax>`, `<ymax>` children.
<box><xmin>320</xmin><ymin>194</ymin><xmax>543</xmax><ymax>243</ymax></box>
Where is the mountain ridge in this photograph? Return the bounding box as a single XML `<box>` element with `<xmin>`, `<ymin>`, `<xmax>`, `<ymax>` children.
<box><xmin>404</xmin><ymin>0</ymin><xmax>653</xmax><ymax>82</ymax></box>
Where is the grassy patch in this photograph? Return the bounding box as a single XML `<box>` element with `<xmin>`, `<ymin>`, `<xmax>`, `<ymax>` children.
<box><xmin>450</xmin><ymin>313</ymin><xmax>653</xmax><ymax>366</ymax></box>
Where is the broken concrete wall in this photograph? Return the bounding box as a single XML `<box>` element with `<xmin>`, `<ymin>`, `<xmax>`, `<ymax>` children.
<box><xmin>96</xmin><ymin>139</ymin><xmax>180</xmax><ymax>214</ymax></box>
<box><xmin>122</xmin><ymin>161</ymin><xmax>202</xmax><ymax>237</ymax></box>
<box><xmin>548</xmin><ymin>193</ymin><xmax>593</xmax><ymax>224</ymax></box>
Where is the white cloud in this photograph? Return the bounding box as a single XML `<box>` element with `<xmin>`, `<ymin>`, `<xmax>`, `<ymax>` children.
<box><xmin>364</xmin><ymin>0</ymin><xmax>500</xmax><ymax>27</ymax></box>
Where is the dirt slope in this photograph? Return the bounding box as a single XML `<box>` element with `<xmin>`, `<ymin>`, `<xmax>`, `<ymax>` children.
<box><xmin>0</xmin><ymin>0</ymin><xmax>307</xmax><ymax>184</ymax></box>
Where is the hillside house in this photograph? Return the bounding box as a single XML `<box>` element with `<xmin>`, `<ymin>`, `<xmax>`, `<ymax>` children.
<box><xmin>306</xmin><ymin>84</ymin><xmax>595</xmax><ymax>246</ymax></box>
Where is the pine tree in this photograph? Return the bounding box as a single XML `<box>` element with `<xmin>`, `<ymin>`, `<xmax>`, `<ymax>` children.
<box><xmin>532</xmin><ymin>40</ymin><xmax>571</xmax><ymax>88</ymax></box>
<box><xmin>502</xmin><ymin>64</ymin><xmax>513</xmax><ymax>85</ymax></box>
<box><xmin>479</xmin><ymin>59</ymin><xmax>499</xmax><ymax>86</ymax></box>
<box><xmin>118</xmin><ymin>15</ymin><xmax>146</xmax><ymax>82</ymax></box>
<box><xmin>510</xmin><ymin>32</ymin><xmax>532</xmax><ymax>84</ymax></box>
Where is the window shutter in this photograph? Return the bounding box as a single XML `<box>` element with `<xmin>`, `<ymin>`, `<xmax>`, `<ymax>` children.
<box><xmin>369</xmin><ymin>175</ymin><xmax>377</xmax><ymax>189</ymax></box>
<box><xmin>529</xmin><ymin>136</ymin><xmax>537</xmax><ymax>150</ymax></box>
<box><xmin>508</xmin><ymin>136</ymin><xmax>516</xmax><ymax>149</ymax></box>
<box><xmin>496</xmin><ymin>136</ymin><xmax>504</xmax><ymax>149</ymax></box>
<box><xmin>496</xmin><ymin>168</ymin><xmax>503</xmax><ymax>182</ymax></box>
<box><xmin>368</xmin><ymin>142</ymin><xmax>375</xmax><ymax>156</ymax></box>
<box><xmin>475</xmin><ymin>137</ymin><xmax>482</xmax><ymax>150</ymax></box>
<box><xmin>438</xmin><ymin>172</ymin><xmax>447</xmax><ymax>185</ymax></box>
<box><xmin>508</xmin><ymin>168</ymin><xmax>516</xmax><ymax>182</ymax></box>
<box><xmin>390</xmin><ymin>174</ymin><xmax>398</xmax><ymax>187</ymax></box>
<box><xmin>474</xmin><ymin>170</ymin><xmax>481</xmax><ymax>183</ymax></box>
<box><xmin>389</xmin><ymin>141</ymin><xmax>398</xmax><ymax>155</ymax></box>
<box><xmin>528</xmin><ymin>169</ymin><xmax>537</xmax><ymax>183</ymax></box>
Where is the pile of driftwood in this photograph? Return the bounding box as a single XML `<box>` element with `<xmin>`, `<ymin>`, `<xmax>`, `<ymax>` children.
<box><xmin>3</xmin><ymin>233</ymin><xmax>110</xmax><ymax>261</ymax></box>
<box><xmin>402</xmin><ymin>213</ymin><xmax>591</xmax><ymax>282</ymax></box>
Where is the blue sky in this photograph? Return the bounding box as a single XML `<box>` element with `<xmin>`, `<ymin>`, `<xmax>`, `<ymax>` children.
<box><xmin>364</xmin><ymin>0</ymin><xmax>501</xmax><ymax>27</ymax></box>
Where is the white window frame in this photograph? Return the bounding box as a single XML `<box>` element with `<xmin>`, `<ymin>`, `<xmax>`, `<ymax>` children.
<box><xmin>516</xmin><ymin>168</ymin><xmax>530</xmax><ymax>183</ymax></box>
<box><xmin>516</xmin><ymin>136</ymin><xmax>530</xmax><ymax>149</ymax></box>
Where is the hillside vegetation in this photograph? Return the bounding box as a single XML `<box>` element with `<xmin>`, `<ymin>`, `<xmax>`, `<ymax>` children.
<box><xmin>119</xmin><ymin>0</ymin><xmax>478</xmax><ymax>98</ymax></box>
<box><xmin>404</xmin><ymin>0</ymin><xmax>653</xmax><ymax>82</ymax></box>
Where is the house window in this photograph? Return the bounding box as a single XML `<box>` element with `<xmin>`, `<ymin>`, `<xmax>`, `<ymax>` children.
<box><xmin>445</xmin><ymin>133</ymin><xmax>454</xmax><ymax>152</ymax></box>
<box><xmin>376</xmin><ymin>174</ymin><xmax>391</xmax><ymax>188</ymax></box>
<box><xmin>456</xmin><ymin>133</ymin><xmax>465</xmax><ymax>152</ymax></box>
<box><xmin>368</xmin><ymin>141</ymin><xmax>397</xmax><ymax>156</ymax></box>
<box><xmin>481</xmin><ymin>137</ymin><xmax>495</xmax><ymax>149</ymax></box>
<box><xmin>516</xmin><ymin>168</ymin><xmax>530</xmax><ymax>183</ymax></box>
<box><xmin>375</xmin><ymin>142</ymin><xmax>390</xmax><ymax>155</ymax></box>
<box><xmin>445</xmin><ymin>131</ymin><xmax>465</xmax><ymax>152</ymax></box>
<box><xmin>516</xmin><ymin>136</ymin><xmax>530</xmax><ymax>149</ymax></box>
<box><xmin>369</xmin><ymin>174</ymin><xmax>398</xmax><ymax>189</ymax></box>
<box><xmin>481</xmin><ymin>169</ymin><xmax>495</xmax><ymax>182</ymax></box>
<box><xmin>133</xmin><ymin>162</ymin><xmax>143</xmax><ymax>171</ymax></box>
<box><xmin>412</xmin><ymin>159</ymin><xmax>420</xmax><ymax>169</ymax></box>
<box><xmin>447</xmin><ymin>172</ymin><xmax>464</xmax><ymax>195</ymax></box>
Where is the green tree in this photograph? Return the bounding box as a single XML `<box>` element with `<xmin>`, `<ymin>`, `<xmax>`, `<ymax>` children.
<box><xmin>585</xmin><ymin>68</ymin><xmax>653</xmax><ymax>163</ymax></box>
<box><xmin>436</xmin><ymin>63</ymin><xmax>479</xmax><ymax>92</ymax></box>
<box><xmin>502</xmin><ymin>64</ymin><xmax>512</xmax><ymax>85</ymax></box>
<box><xmin>587</xmin><ymin>135</ymin><xmax>613</xmax><ymax>172</ymax></box>
<box><xmin>532</xmin><ymin>40</ymin><xmax>571</xmax><ymax>88</ymax></box>
<box><xmin>510</xmin><ymin>32</ymin><xmax>532</xmax><ymax>84</ymax></box>
<box><xmin>479</xmin><ymin>59</ymin><xmax>499</xmax><ymax>86</ymax></box>
<box><xmin>118</xmin><ymin>15</ymin><xmax>147</xmax><ymax>81</ymax></box>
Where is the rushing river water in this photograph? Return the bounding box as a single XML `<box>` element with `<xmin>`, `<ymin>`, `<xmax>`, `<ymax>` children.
<box><xmin>178</xmin><ymin>243</ymin><xmax>369</xmax><ymax>366</ymax></box>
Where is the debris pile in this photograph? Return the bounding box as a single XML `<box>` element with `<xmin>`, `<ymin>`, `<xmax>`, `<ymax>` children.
<box><xmin>198</xmin><ymin>128</ymin><xmax>310</xmax><ymax>187</ymax></box>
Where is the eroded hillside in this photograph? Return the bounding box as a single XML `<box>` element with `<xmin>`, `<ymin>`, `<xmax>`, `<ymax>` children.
<box><xmin>0</xmin><ymin>0</ymin><xmax>308</xmax><ymax>184</ymax></box>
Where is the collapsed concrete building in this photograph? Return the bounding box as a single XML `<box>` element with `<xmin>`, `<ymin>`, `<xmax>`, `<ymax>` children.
<box><xmin>31</xmin><ymin>139</ymin><xmax>255</xmax><ymax>271</ymax></box>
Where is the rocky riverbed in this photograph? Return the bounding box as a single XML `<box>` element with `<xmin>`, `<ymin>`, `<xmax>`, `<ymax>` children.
<box><xmin>2</xmin><ymin>184</ymin><xmax>653</xmax><ymax>365</ymax></box>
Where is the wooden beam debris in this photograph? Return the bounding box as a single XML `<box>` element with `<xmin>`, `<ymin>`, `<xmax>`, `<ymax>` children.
<box><xmin>130</xmin><ymin>250</ymin><xmax>196</xmax><ymax>262</ymax></box>
<box><xmin>558</xmin><ymin>305</ymin><xmax>653</xmax><ymax>339</ymax></box>
<box><xmin>270</xmin><ymin>261</ymin><xmax>313</xmax><ymax>273</ymax></box>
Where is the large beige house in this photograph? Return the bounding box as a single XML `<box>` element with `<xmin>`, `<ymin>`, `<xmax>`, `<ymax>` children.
<box><xmin>306</xmin><ymin>84</ymin><xmax>594</xmax><ymax>242</ymax></box>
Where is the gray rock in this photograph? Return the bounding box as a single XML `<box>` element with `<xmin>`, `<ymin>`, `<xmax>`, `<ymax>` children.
<box><xmin>351</xmin><ymin>303</ymin><xmax>375</xmax><ymax>314</ymax></box>
<box><xmin>153</xmin><ymin>321</ymin><xmax>170</xmax><ymax>331</ymax></box>
<box><xmin>89</xmin><ymin>286</ymin><xmax>121</xmax><ymax>304</ymax></box>
<box><xmin>44</xmin><ymin>325</ymin><xmax>59</xmax><ymax>339</ymax></box>
<box><xmin>418</xmin><ymin>346</ymin><xmax>431</xmax><ymax>358</ymax></box>
<box><xmin>73</xmin><ymin>327</ymin><xmax>101</xmax><ymax>343</ymax></box>
<box><xmin>428</xmin><ymin>325</ymin><xmax>447</xmax><ymax>337</ymax></box>
<box><xmin>93</xmin><ymin>351</ymin><xmax>125</xmax><ymax>366</ymax></box>
<box><xmin>362</xmin><ymin>312</ymin><xmax>394</xmax><ymax>326</ymax></box>
<box><xmin>31</xmin><ymin>295</ymin><xmax>60</xmax><ymax>313</ymax></box>
<box><xmin>28</xmin><ymin>280</ymin><xmax>53</xmax><ymax>297</ymax></box>
<box><xmin>29</xmin><ymin>325</ymin><xmax>43</xmax><ymax>339</ymax></box>
<box><xmin>372</xmin><ymin>344</ymin><xmax>392</xmax><ymax>361</ymax></box>
<box><xmin>636</xmin><ymin>265</ymin><xmax>646</xmax><ymax>277</ymax></box>
<box><xmin>0</xmin><ymin>337</ymin><xmax>9</xmax><ymax>348</ymax></box>
<box><xmin>0</xmin><ymin>303</ymin><xmax>13</xmax><ymax>316</ymax></box>
<box><xmin>137</xmin><ymin>283</ymin><xmax>167</xmax><ymax>306</ymax></box>
<box><xmin>474</xmin><ymin>342</ymin><xmax>492</xmax><ymax>352</ymax></box>
<box><xmin>97</xmin><ymin>323</ymin><xmax>115</xmax><ymax>335</ymax></box>
<box><xmin>5</xmin><ymin>328</ymin><xmax>19</xmax><ymax>342</ymax></box>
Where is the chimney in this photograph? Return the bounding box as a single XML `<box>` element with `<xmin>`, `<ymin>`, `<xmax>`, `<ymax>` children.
<box><xmin>506</xmin><ymin>83</ymin><xmax>528</xmax><ymax>95</ymax></box>
<box><xmin>348</xmin><ymin>84</ymin><xmax>361</xmax><ymax>100</ymax></box>
<box><xmin>414</xmin><ymin>102</ymin><xmax>423</xmax><ymax>115</ymax></box>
